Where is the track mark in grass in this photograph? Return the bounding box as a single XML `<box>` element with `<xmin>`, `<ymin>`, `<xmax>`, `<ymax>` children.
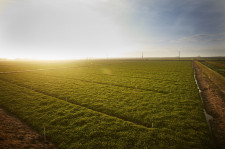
<box><xmin>0</xmin><ymin>78</ymin><xmax>154</xmax><ymax>129</ymax></box>
<box><xmin>30</xmin><ymin>72</ymin><xmax>169</xmax><ymax>94</ymax></box>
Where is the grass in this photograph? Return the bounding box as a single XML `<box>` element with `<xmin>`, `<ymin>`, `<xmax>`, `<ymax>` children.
<box><xmin>0</xmin><ymin>60</ymin><xmax>214</xmax><ymax>148</ymax></box>
<box><xmin>195</xmin><ymin>61</ymin><xmax>225</xmax><ymax>94</ymax></box>
<box><xmin>200</xmin><ymin>61</ymin><xmax>225</xmax><ymax>77</ymax></box>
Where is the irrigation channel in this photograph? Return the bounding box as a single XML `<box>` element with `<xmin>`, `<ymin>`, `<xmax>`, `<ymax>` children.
<box><xmin>193</xmin><ymin>62</ymin><xmax>213</xmax><ymax>133</ymax></box>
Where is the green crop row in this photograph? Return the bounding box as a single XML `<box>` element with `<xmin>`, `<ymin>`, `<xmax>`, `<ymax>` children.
<box><xmin>0</xmin><ymin>79</ymin><xmax>213</xmax><ymax>149</ymax></box>
<box><xmin>5</xmin><ymin>61</ymin><xmax>194</xmax><ymax>93</ymax></box>
<box><xmin>0</xmin><ymin>72</ymin><xmax>199</xmax><ymax>129</ymax></box>
<box><xmin>200</xmin><ymin>61</ymin><xmax>225</xmax><ymax>77</ymax></box>
<box><xmin>0</xmin><ymin>61</ymin><xmax>202</xmax><ymax>129</ymax></box>
<box><xmin>0</xmin><ymin>59</ymin><xmax>137</xmax><ymax>72</ymax></box>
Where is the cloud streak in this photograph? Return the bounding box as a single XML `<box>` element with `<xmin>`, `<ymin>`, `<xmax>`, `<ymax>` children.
<box><xmin>172</xmin><ymin>34</ymin><xmax>225</xmax><ymax>43</ymax></box>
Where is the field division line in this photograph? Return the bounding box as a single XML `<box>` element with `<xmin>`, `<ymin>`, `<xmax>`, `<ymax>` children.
<box><xmin>0</xmin><ymin>78</ymin><xmax>154</xmax><ymax>130</ymax></box>
<box><xmin>30</xmin><ymin>72</ymin><xmax>169</xmax><ymax>94</ymax></box>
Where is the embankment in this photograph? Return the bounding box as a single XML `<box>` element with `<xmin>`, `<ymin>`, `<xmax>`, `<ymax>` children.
<box><xmin>194</xmin><ymin>61</ymin><xmax>225</xmax><ymax>149</ymax></box>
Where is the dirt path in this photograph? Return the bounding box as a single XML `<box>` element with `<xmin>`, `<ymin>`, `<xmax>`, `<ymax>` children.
<box><xmin>0</xmin><ymin>108</ymin><xmax>57</xmax><ymax>149</ymax></box>
<box><xmin>194</xmin><ymin>61</ymin><xmax>225</xmax><ymax>149</ymax></box>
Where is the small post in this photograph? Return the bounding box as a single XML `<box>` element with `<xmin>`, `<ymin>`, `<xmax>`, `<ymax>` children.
<box><xmin>44</xmin><ymin>127</ymin><xmax>46</xmax><ymax>142</ymax></box>
<box><xmin>179</xmin><ymin>50</ymin><xmax>180</xmax><ymax>60</ymax></box>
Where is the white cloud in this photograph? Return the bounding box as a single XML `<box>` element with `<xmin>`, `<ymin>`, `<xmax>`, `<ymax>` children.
<box><xmin>172</xmin><ymin>33</ymin><xmax>225</xmax><ymax>43</ymax></box>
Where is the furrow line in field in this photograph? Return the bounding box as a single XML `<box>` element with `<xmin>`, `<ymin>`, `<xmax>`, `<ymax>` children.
<box><xmin>0</xmin><ymin>78</ymin><xmax>153</xmax><ymax>129</ymax></box>
<box><xmin>0</xmin><ymin>66</ymin><xmax>83</xmax><ymax>74</ymax></box>
<box><xmin>0</xmin><ymin>61</ymin><xmax>179</xmax><ymax>83</ymax></box>
<box><xmin>30</xmin><ymin>72</ymin><xmax>169</xmax><ymax>94</ymax></box>
<box><xmin>51</xmin><ymin>71</ymin><xmax>178</xmax><ymax>83</ymax></box>
<box><xmin>0</xmin><ymin>61</ymin><xmax>136</xmax><ymax>74</ymax></box>
<box><xmin>94</xmin><ymin>73</ymin><xmax>176</xmax><ymax>81</ymax></box>
<box><xmin>30</xmin><ymin>67</ymin><xmax>177</xmax><ymax>82</ymax></box>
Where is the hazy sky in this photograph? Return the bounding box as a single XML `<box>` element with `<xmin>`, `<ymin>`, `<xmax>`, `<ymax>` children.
<box><xmin>0</xmin><ymin>0</ymin><xmax>224</xmax><ymax>59</ymax></box>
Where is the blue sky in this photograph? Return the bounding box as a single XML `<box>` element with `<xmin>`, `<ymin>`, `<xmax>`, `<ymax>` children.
<box><xmin>0</xmin><ymin>0</ymin><xmax>224</xmax><ymax>59</ymax></box>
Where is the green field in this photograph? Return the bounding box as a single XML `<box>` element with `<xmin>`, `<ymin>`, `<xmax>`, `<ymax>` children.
<box><xmin>0</xmin><ymin>60</ymin><xmax>214</xmax><ymax>148</ymax></box>
<box><xmin>200</xmin><ymin>60</ymin><xmax>225</xmax><ymax>77</ymax></box>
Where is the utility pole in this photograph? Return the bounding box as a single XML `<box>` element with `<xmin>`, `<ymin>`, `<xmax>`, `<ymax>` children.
<box><xmin>142</xmin><ymin>51</ymin><xmax>143</xmax><ymax>59</ymax></box>
<box><xmin>179</xmin><ymin>50</ymin><xmax>180</xmax><ymax>60</ymax></box>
